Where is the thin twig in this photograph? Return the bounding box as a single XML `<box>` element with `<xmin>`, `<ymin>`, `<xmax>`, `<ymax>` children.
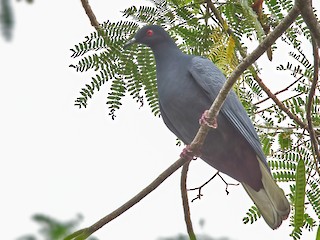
<box><xmin>65</xmin><ymin>4</ymin><xmax>300</xmax><ymax>240</ymax></box>
<box><xmin>80</xmin><ymin>0</ymin><xmax>109</xmax><ymax>49</ymax></box>
<box><xmin>188</xmin><ymin>171</ymin><xmax>219</xmax><ymax>202</ymax></box>
<box><xmin>255</xmin><ymin>125</ymin><xmax>299</xmax><ymax>130</ymax></box>
<box><xmin>255</xmin><ymin>92</ymin><xmax>304</xmax><ymax>114</ymax></box>
<box><xmin>217</xmin><ymin>172</ymin><xmax>240</xmax><ymax>195</ymax></box>
<box><xmin>188</xmin><ymin>172</ymin><xmax>239</xmax><ymax>202</ymax></box>
<box><xmin>181</xmin><ymin>161</ymin><xmax>197</xmax><ymax>240</ymax></box>
<box><xmin>295</xmin><ymin>0</ymin><xmax>320</xmax><ymax>47</ymax></box>
<box><xmin>254</xmin><ymin>76</ymin><xmax>303</xmax><ymax>106</ymax></box>
<box><xmin>80</xmin><ymin>0</ymin><xmax>100</xmax><ymax>29</ymax></box>
<box><xmin>254</xmin><ymin>76</ymin><xmax>308</xmax><ymax>130</ymax></box>
<box><xmin>306</xmin><ymin>38</ymin><xmax>320</xmax><ymax>173</ymax></box>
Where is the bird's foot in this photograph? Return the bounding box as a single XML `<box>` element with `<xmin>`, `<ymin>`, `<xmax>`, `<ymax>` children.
<box><xmin>180</xmin><ymin>145</ymin><xmax>201</xmax><ymax>160</ymax></box>
<box><xmin>199</xmin><ymin>110</ymin><xmax>218</xmax><ymax>128</ymax></box>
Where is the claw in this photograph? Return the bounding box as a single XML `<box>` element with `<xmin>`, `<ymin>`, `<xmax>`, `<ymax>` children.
<box><xmin>199</xmin><ymin>110</ymin><xmax>218</xmax><ymax>129</ymax></box>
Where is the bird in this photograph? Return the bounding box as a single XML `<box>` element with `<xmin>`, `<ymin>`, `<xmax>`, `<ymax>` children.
<box><xmin>124</xmin><ymin>25</ymin><xmax>290</xmax><ymax>229</ymax></box>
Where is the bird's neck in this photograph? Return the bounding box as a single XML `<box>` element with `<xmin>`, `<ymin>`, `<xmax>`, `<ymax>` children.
<box><xmin>151</xmin><ymin>42</ymin><xmax>184</xmax><ymax>65</ymax></box>
<box><xmin>151</xmin><ymin>42</ymin><xmax>191</xmax><ymax>93</ymax></box>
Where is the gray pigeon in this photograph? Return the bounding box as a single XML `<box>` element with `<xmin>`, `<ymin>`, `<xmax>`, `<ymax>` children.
<box><xmin>124</xmin><ymin>25</ymin><xmax>290</xmax><ymax>229</ymax></box>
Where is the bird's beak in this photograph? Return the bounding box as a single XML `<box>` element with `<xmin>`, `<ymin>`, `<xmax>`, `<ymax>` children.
<box><xmin>123</xmin><ymin>37</ymin><xmax>136</xmax><ymax>49</ymax></box>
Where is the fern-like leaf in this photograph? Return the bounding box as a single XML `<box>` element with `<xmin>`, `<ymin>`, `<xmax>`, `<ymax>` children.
<box><xmin>293</xmin><ymin>159</ymin><xmax>306</xmax><ymax>229</ymax></box>
<box><xmin>306</xmin><ymin>179</ymin><xmax>320</xmax><ymax>220</ymax></box>
<box><xmin>243</xmin><ymin>205</ymin><xmax>261</xmax><ymax>225</ymax></box>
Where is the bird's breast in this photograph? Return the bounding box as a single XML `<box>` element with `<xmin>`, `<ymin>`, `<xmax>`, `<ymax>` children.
<box><xmin>157</xmin><ymin>68</ymin><xmax>211</xmax><ymax>144</ymax></box>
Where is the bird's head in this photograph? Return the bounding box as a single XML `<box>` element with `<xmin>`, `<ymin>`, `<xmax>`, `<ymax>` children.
<box><xmin>124</xmin><ymin>25</ymin><xmax>173</xmax><ymax>49</ymax></box>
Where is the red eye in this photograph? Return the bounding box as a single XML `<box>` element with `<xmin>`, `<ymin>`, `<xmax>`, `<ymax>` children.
<box><xmin>146</xmin><ymin>29</ymin><xmax>153</xmax><ymax>37</ymax></box>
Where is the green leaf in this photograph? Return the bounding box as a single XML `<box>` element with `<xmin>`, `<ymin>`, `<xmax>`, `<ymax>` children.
<box><xmin>242</xmin><ymin>205</ymin><xmax>261</xmax><ymax>225</ymax></box>
<box><xmin>261</xmin><ymin>134</ymin><xmax>274</xmax><ymax>156</ymax></box>
<box><xmin>294</xmin><ymin>159</ymin><xmax>306</xmax><ymax>229</ymax></box>
<box><xmin>306</xmin><ymin>179</ymin><xmax>320</xmax><ymax>220</ymax></box>
<box><xmin>0</xmin><ymin>0</ymin><xmax>14</xmax><ymax>41</ymax></box>
<box><xmin>278</xmin><ymin>130</ymin><xmax>293</xmax><ymax>150</ymax></box>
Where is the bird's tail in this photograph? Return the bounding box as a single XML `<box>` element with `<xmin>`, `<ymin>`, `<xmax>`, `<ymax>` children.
<box><xmin>242</xmin><ymin>158</ymin><xmax>290</xmax><ymax>229</ymax></box>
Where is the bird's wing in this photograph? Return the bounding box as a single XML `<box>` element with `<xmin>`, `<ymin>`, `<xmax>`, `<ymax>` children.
<box><xmin>159</xmin><ymin>102</ymin><xmax>185</xmax><ymax>142</ymax></box>
<box><xmin>189</xmin><ymin>56</ymin><xmax>267</xmax><ymax>165</ymax></box>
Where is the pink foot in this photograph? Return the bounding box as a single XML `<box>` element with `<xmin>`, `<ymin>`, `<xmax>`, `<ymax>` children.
<box><xmin>180</xmin><ymin>145</ymin><xmax>201</xmax><ymax>160</ymax></box>
<box><xmin>199</xmin><ymin>110</ymin><xmax>218</xmax><ymax>128</ymax></box>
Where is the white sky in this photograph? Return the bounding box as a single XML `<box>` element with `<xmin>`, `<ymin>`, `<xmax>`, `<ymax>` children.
<box><xmin>0</xmin><ymin>1</ymin><xmax>318</xmax><ymax>240</ymax></box>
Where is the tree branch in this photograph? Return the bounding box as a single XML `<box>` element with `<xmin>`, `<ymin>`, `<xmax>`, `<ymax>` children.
<box><xmin>253</xmin><ymin>76</ymin><xmax>303</xmax><ymax>106</ymax></box>
<box><xmin>255</xmin><ymin>92</ymin><xmax>304</xmax><ymax>114</ymax></box>
<box><xmin>64</xmin><ymin>157</ymin><xmax>189</xmax><ymax>240</ymax></box>
<box><xmin>181</xmin><ymin>161</ymin><xmax>197</xmax><ymax>240</ymax></box>
<box><xmin>80</xmin><ymin>0</ymin><xmax>100</xmax><ymax>29</ymax></box>
<box><xmin>295</xmin><ymin>0</ymin><xmax>320</xmax><ymax>47</ymax></box>
<box><xmin>207</xmin><ymin>0</ymin><xmax>307</xmax><ymax>131</ymax></box>
<box><xmin>306</xmin><ymin>38</ymin><xmax>320</xmax><ymax>170</ymax></box>
<box><xmin>65</xmin><ymin>4</ymin><xmax>300</xmax><ymax>240</ymax></box>
<box><xmin>188</xmin><ymin>172</ymin><xmax>239</xmax><ymax>202</ymax></box>
<box><xmin>254</xmin><ymin>75</ymin><xmax>308</xmax><ymax>129</ymax></box>
<box><xmin>188</xmin><ymin>171</ymin><xmax>219</xmax><ymax>202</ymax></box>
<box><xmin>202</xmin><ymin>5</ymin><xmax>300</xmax><ymax>127</ymax></box>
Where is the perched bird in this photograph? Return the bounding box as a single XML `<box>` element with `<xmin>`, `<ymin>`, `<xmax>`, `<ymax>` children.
<box><xmin>124</xmin><ymin>25</ymin><xmax>290</xmax><ymax>229</ymax></box>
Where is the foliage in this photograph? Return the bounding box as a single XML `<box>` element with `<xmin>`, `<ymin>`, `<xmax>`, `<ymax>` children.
<box><xmin>17</xmin><ymin>214</ymin><xmax>98</xmax><ymax>240</ymax></box>
<box><xmin>70</xmin><ymin>0</ymin><xmax>320</xmax><ymax>239</ymax></box>
<box><xmin>0</xmin><ymin>0</ymin><xmax>34</xmax><ymax>41</ymax></box>
<box><xmin>242</xmin><ymin>205</ymin><xmax>261</xmax><ymax>224</ymax></box>
<box><xmin>0</xmin><ymin>0</ymin><xmax>13</xmax><ymax>40</ymax></box>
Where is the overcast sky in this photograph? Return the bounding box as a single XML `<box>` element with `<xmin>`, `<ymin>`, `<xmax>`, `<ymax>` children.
<box><xmin>0</xmin><ymin>1</ymin><xmax>318</xmax><ymax>240</ymax></box>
